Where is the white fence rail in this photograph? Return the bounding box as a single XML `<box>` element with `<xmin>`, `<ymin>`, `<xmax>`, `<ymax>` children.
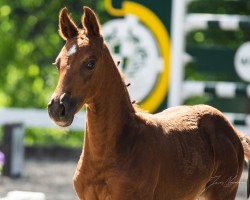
<box><xmin>0</xmin><ymin>108</ymin><xmax>86</xmax><ymax>130</ymax></box>
<box><xmin>0</xmin><ymin>108</ymin><xmax>250</xmax><ymax>134</ymax></box>
<box><xmin>185</xmin><ymin>14</ymin><xmax>250</xmax><ymax>32</ymax></box>
<box><xmin>182</xmin><ymin>81</ymin><xmax>250</xmax><ymax>100</ymax></box>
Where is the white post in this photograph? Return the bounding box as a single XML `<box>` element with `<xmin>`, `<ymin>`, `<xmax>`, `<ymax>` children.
<box><xmin>168</xmin><ymin>0</ymin><xmax>187</xmax><ymax>107</ymax></box>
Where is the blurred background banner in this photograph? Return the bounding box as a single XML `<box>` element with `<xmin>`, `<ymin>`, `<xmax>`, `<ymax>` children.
<box><xmin>102</xmin><ymin>0</ymin><xmax>171</xmax><ymax>113</ymax></box>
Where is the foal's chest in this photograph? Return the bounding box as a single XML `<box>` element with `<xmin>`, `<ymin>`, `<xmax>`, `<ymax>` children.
<box><xmin>74</xmin><ymin>168</ymin><xmax>113</xmax><ymax>200</ymax></box>
<box><xmin>83</xmin><ymin>179</ymin><xmax>112</xmax><ymax>200</ymax></box>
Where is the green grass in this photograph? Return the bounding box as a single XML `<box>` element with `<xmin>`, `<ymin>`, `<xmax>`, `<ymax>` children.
<box><xmin>0</xmin><ymin>126</ymin><xmax>84</xmax><ymax>148</ymax></box>
<box><xmin>25</xmin><ymin>128</ymin><xmax>84</xmax><ymax>148</ymax></box>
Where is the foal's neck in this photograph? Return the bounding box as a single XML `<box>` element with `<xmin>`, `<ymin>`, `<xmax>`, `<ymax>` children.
<box><xmin>84</xmin><ymin>47</ymin><xmax>135</xmax><ymax>162</ymax></box>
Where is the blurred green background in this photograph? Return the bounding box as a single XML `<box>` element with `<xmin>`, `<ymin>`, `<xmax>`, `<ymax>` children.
<box><xmin>0</xmin><ymin>0</ymin><xmax>111</xmax><ymax>108</ymax></box>
<box><xmin>0</xmin><ymin>0</ymin><xmax>250</xmax><ymax>147</ymax></box>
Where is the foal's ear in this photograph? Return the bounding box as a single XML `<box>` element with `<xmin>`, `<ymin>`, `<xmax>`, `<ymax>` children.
<box><xmin>82</xmin><ymin>6</ymin><xmax>101</xmax><ymax>37</ymax></box>
<box><xmin>59</xmin><ymin>7</ymin><xmax>78</xmax><ymax>40</ymax></box>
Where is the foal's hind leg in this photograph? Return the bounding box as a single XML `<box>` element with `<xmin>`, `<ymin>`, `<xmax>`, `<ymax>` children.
<box><xmin>200</xmin><ymin>164</ymin><xmax>242</xmax><ymax>200</ymax></box>
<box><xmin>201</xmin><ymin>136</ymin><xmax>244</xmax><ymax>200</ymax></box>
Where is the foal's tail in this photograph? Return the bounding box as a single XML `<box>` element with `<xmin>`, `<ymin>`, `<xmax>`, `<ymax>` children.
<box><xmin>238</xmin><ymin>132</ymin><xmax>250</xmax><ymax>199</ymax></box>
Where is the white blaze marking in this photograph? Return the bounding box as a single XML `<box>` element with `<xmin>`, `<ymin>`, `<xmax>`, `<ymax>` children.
<box><xmin>67</xmin><ymin>44</ymin><xmax>77</xmax><ymax>56</ymax></box>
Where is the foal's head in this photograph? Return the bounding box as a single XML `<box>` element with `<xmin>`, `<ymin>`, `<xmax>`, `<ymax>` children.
<box><xmin>48</xmin><ymin>7</ymin><xmax>107</xmax><ymax>127</ymax></box>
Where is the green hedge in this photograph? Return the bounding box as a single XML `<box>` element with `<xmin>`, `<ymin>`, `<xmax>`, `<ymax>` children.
<box><xmin>0</xmin><ymin>126</ymin><xmax>83</xmax><ymax>148</ymax></box>
<box><xmin>25</xmin><ymin>128</ymin><xmax>84</xmax><ymax>148</ymax></box>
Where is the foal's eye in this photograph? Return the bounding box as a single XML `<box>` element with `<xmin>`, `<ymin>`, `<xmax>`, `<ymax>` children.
<box><xmin>85</xmin><ymin>58</ymin><xmax>96</xmax><ymax>70</ymax></box>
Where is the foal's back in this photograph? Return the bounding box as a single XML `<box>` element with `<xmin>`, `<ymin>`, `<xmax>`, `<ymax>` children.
<box><xmin>139</xmin><ymin>104</ymin><xmax>244</xmax><ymax>199</ymax></box>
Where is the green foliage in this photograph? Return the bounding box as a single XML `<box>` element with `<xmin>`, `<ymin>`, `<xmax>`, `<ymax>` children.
<box><xmin>188</xmin><ymin>0</ymin><xmax>250</xmax><ymax>15</ymax></box>
<box><xmin>187</xmin><ymin>1</ymin><xmax>250</xmax><ymax>48</ymax></box>
<box><xmin>0</xmin><ymin>0</ymin><xmax>108</xmax><ymax>108</ymax></box>
<box><xmin>184</xmin><ymin>95</ymin><xmax>209</xmax><ymax>105</ymax></box>
<box><xmin>0</xmin><ymin>126</ymin><xmax>83</xmax><ymax>148</ymax></box>
<box><xmin>25</xmin><ymin>128</ymin><xmax>83</xmax><ymax>148</ymax></box>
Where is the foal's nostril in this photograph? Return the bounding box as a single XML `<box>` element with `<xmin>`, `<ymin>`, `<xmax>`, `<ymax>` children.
<box><xmin>59</xmin><ymin>103</ymin><xmax>66</xmax><ymax>118</ymax></box>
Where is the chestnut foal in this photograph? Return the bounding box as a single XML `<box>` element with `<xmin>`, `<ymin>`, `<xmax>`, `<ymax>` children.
<box><xmin>48</xmin><ymin>6</ymin><xmax>250</xmax><ymax>200</ymax></box>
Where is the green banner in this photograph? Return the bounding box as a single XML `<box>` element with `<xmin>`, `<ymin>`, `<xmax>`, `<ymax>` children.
<box><xmin>103</xmin><ymin>0</ymin><xmax>172</xmax><ymax>113</ymax></box>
